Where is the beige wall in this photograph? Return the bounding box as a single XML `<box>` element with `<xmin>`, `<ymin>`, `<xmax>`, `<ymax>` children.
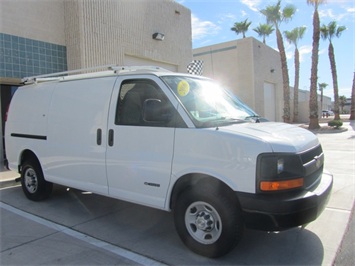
<box><xmin>1</xmin><ymin>0</ymin><xmax>192</xmax><ymax>72</ymax></box>
<box><xmin>64</xmin><ymin>0</ymin><xmax>192</xmax><ymax>72</ymax></box>
<box><xmin>0</xmin><ymin>0</ymin><xmax>66</xmax><ymax>45</ymax></box>
<box><xmin>294</xmin><ymin>89</ymin><xmax>332</xmax><ymax>123</ymax></box>
<box><xmin>250</xmin><ymin>38</ymin><xmax>283</xmax><ymax>120</ymax></box>
<box><xmin>193</xmin><ymin>38</ymin><xmax>283</xmax><ymax>121</ymax></box>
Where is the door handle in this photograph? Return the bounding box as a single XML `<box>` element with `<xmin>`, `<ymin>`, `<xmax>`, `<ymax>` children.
<box><xmin>108</xmin><ymin>129</ymin><xmax>114</xmax><ymax>146</ymax></box>
<box><xmin>97</xmin><ymin>129</ymin><xmax>102</xmax><ymax>145</ymax></box>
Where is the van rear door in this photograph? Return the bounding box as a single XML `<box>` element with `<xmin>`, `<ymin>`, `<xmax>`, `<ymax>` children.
<box><xmin>106</xmin><ymin>76</ymin><xmax>178</xmax><ymax>209</ymax></box>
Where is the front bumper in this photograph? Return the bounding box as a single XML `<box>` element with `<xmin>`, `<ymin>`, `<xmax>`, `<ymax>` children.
<box><xmin>238</xmin><ymin>170</ymin><xmax>333</xmax><ymax>231</ymax></box>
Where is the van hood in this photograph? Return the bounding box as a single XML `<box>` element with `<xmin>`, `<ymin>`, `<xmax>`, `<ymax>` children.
<box><xmin>220</xmin><ymin>122</ymin><xmax>320</xmax><ymax>153</ymax></box>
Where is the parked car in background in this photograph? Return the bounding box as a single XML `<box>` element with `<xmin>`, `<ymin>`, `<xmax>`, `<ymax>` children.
<box><xmin>322</xmin><ymin>110</ymin><xmax>334</xmax><ymax>118</ymax></box>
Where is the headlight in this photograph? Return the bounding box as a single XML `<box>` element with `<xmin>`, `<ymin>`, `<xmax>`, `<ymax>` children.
<box><xmin>256</xmin><ymin>153</ymin><xmax>304</xmax><ymax>192</ymax></box>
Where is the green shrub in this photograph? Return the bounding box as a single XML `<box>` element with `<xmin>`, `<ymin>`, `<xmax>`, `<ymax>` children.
<box><xmin>328</xmin><ymin>120</ymin><xmax>343</xmax><ymax>129</ymax></box>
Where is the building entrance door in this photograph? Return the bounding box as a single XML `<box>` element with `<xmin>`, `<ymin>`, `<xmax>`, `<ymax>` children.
<box><xmin>1</xmin><ymin>85</ymin><xmax>18</xmax><ymax>169</ymax></box>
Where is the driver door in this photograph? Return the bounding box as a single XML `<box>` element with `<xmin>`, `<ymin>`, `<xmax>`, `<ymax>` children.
<box><xmin>106</xmin><ymin>77</ymin><xmax>181</xmax><ymax>208</ymax></box>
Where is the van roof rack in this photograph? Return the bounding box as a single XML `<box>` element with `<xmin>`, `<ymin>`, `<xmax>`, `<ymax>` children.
<box><xmin>22</xmin><ymin>65</ymin><xmax>171</xmax><ymax>85</ymax></box>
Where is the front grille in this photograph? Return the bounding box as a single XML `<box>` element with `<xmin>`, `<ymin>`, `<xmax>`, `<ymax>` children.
<box><xmin>304</xmin><ymin>166</ymin><xmax>323</xmax><ymax>188</ymax></box>
<box><xmin>300</xmin><ymin>145</ymin><xmax>323</xmax><ymax>164</ymax></box>
<box><xmin>299</xmin><ymin>145</ymin><xmax>324</xmax><ymax>189</ymax></box>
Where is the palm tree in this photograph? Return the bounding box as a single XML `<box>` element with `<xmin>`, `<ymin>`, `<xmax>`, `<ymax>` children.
<box><xmin>260</xmin><ymin>0</ymin><xmax>296</xmax><ymax>123</ymax></box>
<box><xmin>318</xmin><ymin>82</ymin><xmax>328</xmax><ymax>114</ymax></box>
<box><xmin>320</xmin><ymin>21</ymin><xmax>346</xmax><ymax>120</ymax></box>
<box><xmin>253</xmin><ymin>23</ymin><xmax>274</xmax><ymax>44</ymax></box>
<box><xmin>284</xmin><ymin>26</ymin><xmax>307</xmax><ymax>122</ymax></box>
<box><xmin>231</xmin><ymin>19</ymin><xmax>252</xmax><ymax>38</ymax></box>
<box><xmin>350</xmin><ymin>72</ymin><xmax>355</xmax><ymax>120</ymax></box>
<box><xmin>307</xmin><ymin>0</ymin><xmax>325</xmax><ymax>129</ymax></box>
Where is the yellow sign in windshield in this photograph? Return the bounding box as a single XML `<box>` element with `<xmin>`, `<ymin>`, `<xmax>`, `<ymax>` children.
<box><xmin>177</xmin><ymin>80</ymin><xmax>190</xmax><ymax>97</ymax></box>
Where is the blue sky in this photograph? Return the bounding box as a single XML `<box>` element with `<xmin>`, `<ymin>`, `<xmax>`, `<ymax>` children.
<box><xmin>178</xmin><ymin>0</ymin><xmax>355</xmax><ymax>100</ymax></box>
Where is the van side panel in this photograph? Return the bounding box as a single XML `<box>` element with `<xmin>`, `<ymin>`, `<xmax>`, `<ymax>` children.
<box><xmin>43</xmin><ymin>77</ymin><xmax>117</xmax><ymax>195</ymax></box>
<box><xmin>5</xmin><ymin>83</ymin><xmax>55</xmax><ymax>170</ymax></box>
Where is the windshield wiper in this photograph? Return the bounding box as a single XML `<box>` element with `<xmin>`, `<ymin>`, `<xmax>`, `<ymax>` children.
<box><xmin>223</xmin><ymin>117</ymin><xmax>245</xmax><ymax>124</ymax></box>
<box><xmin>200</xmin><ymin>117</ymin><xmax>245</xmax><ymax>128</ymax></box>
<box><xmin>245</xmin><ymin>115</ymin><xmax>261</xmax><ymax>123</ymax></box>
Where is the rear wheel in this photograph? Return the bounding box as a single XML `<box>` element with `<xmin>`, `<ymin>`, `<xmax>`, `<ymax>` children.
<box><xmin>21</xmin><ymin>160</ymin><xmax>52</xmax><ymax>201</ymax></box>
<box><xmin>174</xmin><ymin>182</ymin><xmax>244</xmax><ymax>258</ymax></box>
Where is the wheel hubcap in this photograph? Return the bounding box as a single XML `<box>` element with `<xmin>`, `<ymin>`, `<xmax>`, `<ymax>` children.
<box><xmin>185</xmin><ymin>201</ymin><xmax>222</xmax><ymax>244</ymax></box>
<box><xmin>195</xmin><ymin>211</ymin><xmax>215</xmax><ymax>231</ymax></box>
<box><xmin>24</xmin><ymin>168</ymin><xmax>38</xmax><ymax>193</ymax></box>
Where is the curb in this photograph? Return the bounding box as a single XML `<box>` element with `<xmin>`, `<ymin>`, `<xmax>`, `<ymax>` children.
<box><xmin>334</xmin><ymin>201</ymin><xmax>355</xmax><ymax>265</ymax></box>
<box><xmin>299</xmin><ymin>124</ymin><xmax>349</xmax><ymax>134</ymax></box>
<box><xmin>0</xmin><ymin>171</ymin><xmax>21</xmax><ymax>188</ymax></box>
<box><xmin>0</xmin><ymin>178</ymin><xmax>20</xmax><ymax>188</ymax></box>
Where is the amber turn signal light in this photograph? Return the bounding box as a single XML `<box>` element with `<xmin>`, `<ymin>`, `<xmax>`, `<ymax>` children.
<box><xmin>260</xmin><ymin>178</ymin><xmax>304</xmax><ymax>191</ymax></box>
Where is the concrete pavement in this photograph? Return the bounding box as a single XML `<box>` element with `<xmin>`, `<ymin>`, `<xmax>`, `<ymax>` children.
<box><xmin>315</xmin><ymin>120</ymin><xmax>354</xmax><ymax>265</ymax></box>
<box><xmin>0</xmin><ymin>120</ymin><xmax>354</xmax><ymax>265</ymax></box>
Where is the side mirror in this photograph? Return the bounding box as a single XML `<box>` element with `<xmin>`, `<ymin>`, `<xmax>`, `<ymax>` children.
<box><xmin>143</xmin><ymin>99</ymin><xmax>172</xmax><ymax>123</ymax></box>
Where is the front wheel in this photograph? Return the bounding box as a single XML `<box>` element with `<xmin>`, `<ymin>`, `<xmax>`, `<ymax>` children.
<box><xmin>21</xmin><ymin>159</ymin><xmax>52</xmax><ymax>201</ymax></box>
<box><xmin>174</xmin><ymin>183</ymin><xmax>244</xmax><ymax>258</ymax></box>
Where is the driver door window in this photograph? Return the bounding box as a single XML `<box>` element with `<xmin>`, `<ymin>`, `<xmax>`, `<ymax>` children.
<box><xmin>115</xmin><ymin>79</ymin><xmax>182</xmax><ymax>127</ymax></box>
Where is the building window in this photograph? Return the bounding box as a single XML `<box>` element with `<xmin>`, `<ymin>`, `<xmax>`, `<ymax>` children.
<box><xmin>0</xmin><ymin>33</ymin><xmax>67</xmax><ymax>78</ymax></box>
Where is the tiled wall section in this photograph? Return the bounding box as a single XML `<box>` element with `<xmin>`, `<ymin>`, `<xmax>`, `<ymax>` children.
<box><xmin>0</xmin><ymin>33</ymin><xmax>67</xmax><ymax>78</ymax></box>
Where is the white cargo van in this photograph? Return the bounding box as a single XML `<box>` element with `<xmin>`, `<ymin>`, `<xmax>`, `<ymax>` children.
<box><xmin>5</xmin><ymin>66</ymin><xmax>333</xmax><ymax>257</ymax></box>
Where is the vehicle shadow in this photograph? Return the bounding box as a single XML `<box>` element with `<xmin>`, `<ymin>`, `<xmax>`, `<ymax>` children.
<box><xmin>0</xmin><ymin>185</ymin><xmax>324</xmax><ymax>265</ymax></box>
<box><xmin>219</xmin><ymin>228</ymin><xmax>324</xmax><ymax>265</ymax></box>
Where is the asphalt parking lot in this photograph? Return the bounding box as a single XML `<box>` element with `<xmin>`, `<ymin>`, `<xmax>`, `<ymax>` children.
<box><xmin>1</xmin><ymin>121</ymin><xmax>354</xmax><ymax>265</ymax></box>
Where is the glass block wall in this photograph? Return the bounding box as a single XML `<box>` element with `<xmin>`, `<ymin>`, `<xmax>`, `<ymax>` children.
<box><xmin>0</xmin><ymin>33</ymin><xmax>67</xmax><ymax>79</ymax></box>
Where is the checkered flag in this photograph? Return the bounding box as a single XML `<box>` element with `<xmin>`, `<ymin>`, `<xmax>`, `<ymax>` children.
<box><xmin>187</xmin><ymin>60</ymin><xmax>204</xmax><ymax>75</ymax></box>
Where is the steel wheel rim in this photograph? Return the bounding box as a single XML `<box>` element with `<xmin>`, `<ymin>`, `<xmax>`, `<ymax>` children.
<box><xmin>185</xmin><ymin>201</ymin><xmax>222</xmax><ymax>244</ymax></box>
<box><xmin>24</xmin><ymin>168</ymin><xmax>38</xmax><ymax>193</ymax></box>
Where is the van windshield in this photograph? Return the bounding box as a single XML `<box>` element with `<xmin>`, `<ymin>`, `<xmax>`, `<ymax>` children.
<box><xmin>161</xmin><ymin>76</ymin><xmax>259</xmax><ymax>128</ymax></box>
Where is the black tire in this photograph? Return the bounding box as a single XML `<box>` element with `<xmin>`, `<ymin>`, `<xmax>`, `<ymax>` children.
<box><xmin>173</xmin><ymin>182</ymin><xmax>244</xmax><ymax>258</ymax></box>
<box><xmin>21</xmin><ymin>159</ymin><xmax>53</xmax><ymax>201</ymax></box>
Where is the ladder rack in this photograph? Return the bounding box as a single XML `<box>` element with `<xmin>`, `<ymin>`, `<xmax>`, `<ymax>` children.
<box><xmin>22</xmin><ymin>65</ymin><xmax>171</xmax><ymax>85</ymax></box>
